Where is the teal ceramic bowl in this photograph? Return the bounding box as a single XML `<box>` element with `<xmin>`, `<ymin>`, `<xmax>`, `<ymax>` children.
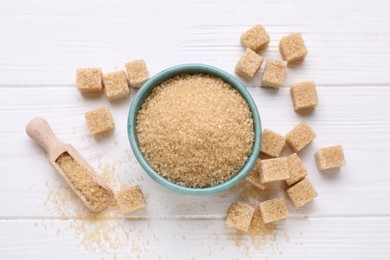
<box><xmin>127</xmin><ymin>64</ymin><xmax>261</xmax><ymax>195</ymax></box>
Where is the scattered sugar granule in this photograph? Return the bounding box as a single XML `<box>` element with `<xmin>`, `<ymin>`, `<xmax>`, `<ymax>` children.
<box><xmin>84</xmin><ymin>105</ymin><xmax>115</xmax><ymax>137</ymax></box>
<box><xmin>286</xmin><ymin>178</ymin><xmax>317</xmax><ymax>208</ymax></box>
<box><xmin>235</xmin><ymin>48</ymin><xmax>263</xmax><ymax>80</ymax></box>
<box><xmin>76</xmin><ymin>68</ymin><xmax>103</xmax><ymax>93</ymax></box>
<box><xmin>244</xmin><ymin>159</ymin><xmax>267</xmax><ymax>191</ymax></box>
<box><xmin>279</xmin><ymin>33</ymin><xmax>308</xmax><ymax>64</ymax></box>
<box><xmin>43</xmin><ymin>173</ymin><xmax>144</xmax><ymax>254</ymax></box>
<box><xmin>240</xmin><ymin>24</ymin><xmax>270</xmax><ymax>52</ymax></box>
<box><xmin>225</xmin><ymin>201</ymin><xmax>255</xmax><ymax>232</ymax></box>
<box><xmin>55</xmin><ymin>152</ymin><xmax>112</xmax><ymax>212</ymax></box>
<box><xmin>260</xmin><ymin>129</ymin><xmax>285</xmax><ymax>158</ymax></box>
<box><xmin>116</xmin><ymin>185</ymin><xmax>146</xmax><ymax>214</ymax></box>
<box><xmin>103</xmin><ymin>70</ymin><xmax>130</xmax><ymax>101</ymax></box>
<box><xmin>259</xmin><ymin>198</ymin><xmax>288</xmax><ymax>224</ymax></box>
<box><xmin>136</xmin><ymin>74</ymin><xmax>254</xmax><ymax>188</ymax></box>
<box><xmin>315</xmin><ymin>145</ymin><xmax>345</xmax><ymax>171</ymax></box>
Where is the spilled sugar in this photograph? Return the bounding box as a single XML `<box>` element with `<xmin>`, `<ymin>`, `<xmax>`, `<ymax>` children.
<box><xmin>41</xmin><ymin>152</ymin><xmax>280</xmax><ymax>257</ymax></box>
<box><xmin>41</xmin><ymin>158</ymin><xmax>149</xmax><ymax>255</ymax></box>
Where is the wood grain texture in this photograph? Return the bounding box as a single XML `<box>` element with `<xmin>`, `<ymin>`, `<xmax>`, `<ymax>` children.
<box><xmin>0</xmin><ymin>0</ymin><xmax>389</xmax><ymax>85</ymax></box>
<box><xmin>0</xmin><ymin>0</ymin><xmax>390</xmax><ymax>258</ymax></box>
<box><xmin>0</xmin><ymin>218</ymin><xmax>389</xmax><ymax>259</ymax></box>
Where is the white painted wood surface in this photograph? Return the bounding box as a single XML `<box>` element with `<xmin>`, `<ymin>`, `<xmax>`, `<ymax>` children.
<box><xmin>1</xmin><ymin>0</ymin><xmax>390</xmax><ymax>259</ymax></box>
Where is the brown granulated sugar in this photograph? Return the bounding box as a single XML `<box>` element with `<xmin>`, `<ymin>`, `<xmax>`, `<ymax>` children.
<box><xmin>56</xmin><ymin>153</ymin><xmax>112</xmax><ymax>211</ymax></box>
<box><xmin>136</xmin><ymin>74</ymin><xmax>254</xmax><ymax>188</ymax></box>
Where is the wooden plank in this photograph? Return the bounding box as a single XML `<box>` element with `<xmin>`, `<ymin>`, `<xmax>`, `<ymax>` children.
<box><xmin>0</xmin><ymin>0</ymin><xmax>389</xmax><ymax>85</ymax></box>
<box><xmin>1</xmin><ymin>0</ymin><xmax>390</xmax><ymax>258</ymax></box>
<box><xmin>0</xmin><ymin>86</ymin><xmax>389</xmax><ymax>218</ymax></box>
<box><xmin>0</xmin><ymin>217</ymin><xmax>389</xmax><ymax>259</ymax></box>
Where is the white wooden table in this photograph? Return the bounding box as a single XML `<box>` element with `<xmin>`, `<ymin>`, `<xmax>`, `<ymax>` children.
<box><xmin>1</xmin><ymin>0</ymin><xmax>390</xmax><ymax>259</ymax></box>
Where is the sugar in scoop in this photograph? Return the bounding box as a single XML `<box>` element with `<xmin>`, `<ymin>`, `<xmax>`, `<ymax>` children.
<box><xmin>26</xmin><ymin>117</ymin><xmax>113</xmax><ymax>212</ymax></box>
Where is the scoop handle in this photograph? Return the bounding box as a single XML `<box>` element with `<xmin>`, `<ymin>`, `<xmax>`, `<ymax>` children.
<box><xmin>26</xmin><ymin>117</ymin><xmax>64</xmax><ymax>157</ymax></box>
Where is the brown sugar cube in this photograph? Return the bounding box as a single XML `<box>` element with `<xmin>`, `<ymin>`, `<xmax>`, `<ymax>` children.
<box><xmin>260</xmin><ymin>157</ymin><xmax>289</xmax><ymax>184</ymax></box>
<box><xmin>225</xmin><ymin>201</ymin><xmax>255</xmax><ymax>232</ymax></box>
<box><xmin>286</xmin><ymin>178</ymin><xmax>317</xmax><ymax>208</ymax></box>
<box><xmin>259</xmin><ymin>198</ymin><xmax>288</xmax><ymax>223</ymax></box>
<box><xmin>84</xmin><ymin>105</ymin><xmax>115</xmax><ymax>137</ymax></box>
<box><xmin>279</xmin><ymin>33</ymin><xmax>308</xmax><ymax>64</ymax></box>
<box><xmin>248</xmin><ymin>208</ymin><xmax>275</xmax><ymax>235</ymax></box>
<box><xmin>285</xmin><ymin>122</ymin><xmax>316</xmax><ymax>152</ymax></box>
<box><xmin>261</xmin><ymin>60</ymin><xmax>287</xmax><ymax>89</ymax></box>
<box><xmin>125</xmin><ymin>59</ymin><xmax>150</xmax><ymax>88</ymax></box>
<box><xmin>260</xmin><ymin>129</ymin><xmax>286</xmax><ymax>158</ymax></box>
<box><xmin>244</xmin><ymin>159</ymin><xmax>267</xmax><ymax>191</ymax></box>
<box><xmin>315</xmin><ymin>145</ymin><xmax>345</xmax><ymax>171</ymax></box>
<box><xmin>103</xmin><ymin>70</ymin><xmax>130</xmax><ymax>101</ymax></box>
<box><xmin>76</xmin><ymin>68</ymin><xmax>103</xmax><ymax>93</ymax></box>
<box><xmin>240</xmin><ymin>24</ymin><xmax>270</xmax><ymax>52</ymax></box>
<box><xmin>116</xmin><ymin>185</ymin><xmax>146</xmax><ymax>214</ymax></box>
<box><xmin>285</xmin><ymin>153</ymin><xmax>308</xmax><ymax>186</ymax></box>
<box><xmin>235</xmin><ymin>49</ymin><xmax>263</xmax><ymax>80</ymax></box>
<box><xmin>290</xmin><ymin>81</ymin><xmax>318</xmax><ymax>112</ymax></box>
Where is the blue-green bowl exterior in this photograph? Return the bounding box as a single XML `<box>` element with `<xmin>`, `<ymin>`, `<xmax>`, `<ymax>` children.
<box><xmin>127</xmin><ymin>64</ymin><xmax>261</xmax><ymax>195</ymax></box>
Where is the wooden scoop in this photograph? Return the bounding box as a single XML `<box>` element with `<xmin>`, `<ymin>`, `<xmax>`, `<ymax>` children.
<box><xmin>26</xmin><ymin>117</ymin><xmax>114</xmax><ymax>212</ymax></box>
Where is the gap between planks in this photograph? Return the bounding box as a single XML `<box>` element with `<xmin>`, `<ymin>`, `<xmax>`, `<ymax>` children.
<box><xmin>1</xmin><ymin>215</ymin><xmax>390</xmax><ymax>221</ymax></box>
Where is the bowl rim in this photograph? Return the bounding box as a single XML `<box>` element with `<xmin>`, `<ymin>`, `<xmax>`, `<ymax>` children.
<box><xmin>127</xmin><ymin>63</ymin><xmax>262</xmax><ymax>195</ymax></box>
